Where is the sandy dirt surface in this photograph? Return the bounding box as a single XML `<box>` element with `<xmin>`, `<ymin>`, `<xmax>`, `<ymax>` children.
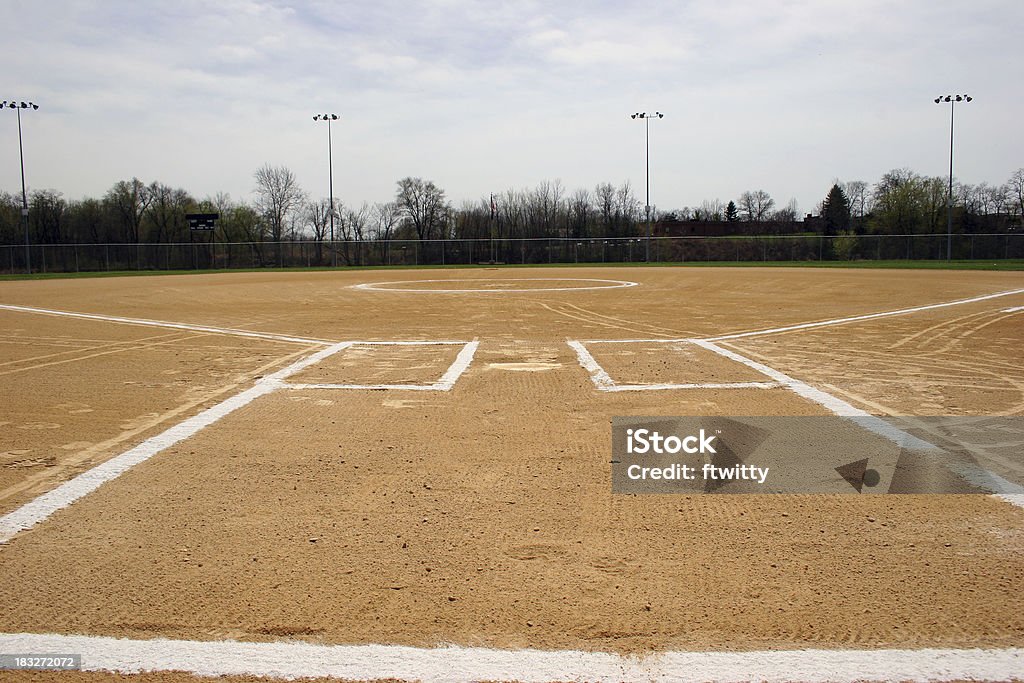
<box><xmin>0</xmin><ymin>310</ymin><xmax>310</xmax><ymax>515</ymax></box>
<box><xmin>0</xmin><ymin>266</ymin><xmax>1023</xmax><ymax>677</ymax></box>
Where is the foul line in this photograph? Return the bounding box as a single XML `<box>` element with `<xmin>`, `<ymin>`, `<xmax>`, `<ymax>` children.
<box><xmin>599</xmin><ymin>381</ymin><xmax>779</xmax><ymax>392</ymax></box>
<box><xmin>353</xmin><ymin>278</ymin><xmax>639</xmax><ymax>293</ymax></box>
<box><xmin>702</xmin><ymin>288</ymin><xmax>1024</xmax><ymax>342</ymax></box>
<box><xmin>563</xmin><ymin>288</ymin><xmax>1024</xmax><ymax>347</ymax></box>
<box><xmin>693</xmin><ymin>339</ymin><xmax>1024</xmax><ymax>501</ymax></box>
<box><xmin>0</xmin><ymin>303</ymin><xmax>333</xmax><ymax>346</ymax></box>
<box><xmin>0</xmin><ymin>633</ymin><xmax>1020</xmax><ymax>683</ymax></box>
<box><xmin>0</xmin><ymin>338</ymin><xmax>482</xmax><ymax>543</ymax></box>
<box><xmin>0</xmin><ymin>342</ymin><xmax>354</xmax><ymax>543</ymax></box>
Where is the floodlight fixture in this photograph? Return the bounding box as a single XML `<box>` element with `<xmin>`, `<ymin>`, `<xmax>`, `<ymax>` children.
<box><xmin>3</xmin><ymin>99</ymin><xmax>38</xmax><ymax>273</ymax></box>
<box><xmin>313</xmin><ymin>113</ymin><xmax>341</xmax><ymax>266</ymax></box>
<box><xmin>934</xmin><ymin>94</ymin><xmax>972</xmax><ymax>259</ymax></box>
<box><xmin>631</xmin><ymin>111</ymin><xmax>665</xmax><ymax>262</ymax></box>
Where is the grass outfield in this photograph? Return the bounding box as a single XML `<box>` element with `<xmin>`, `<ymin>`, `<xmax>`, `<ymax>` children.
<box><xmin>1</xmin><ymin>258</ymin><xmax>1022</xmax><ymax>281</ymax></box>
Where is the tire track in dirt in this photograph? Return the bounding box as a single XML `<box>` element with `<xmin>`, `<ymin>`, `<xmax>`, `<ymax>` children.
<box><xmin>536</xmin><ymin>301</ymin><xmax>681</xmax><ymax>338</ymax></box>
<box><xmin>0</xmin><ymin>331</ymin><xmax>192</xmax><ymax>372</ymax></box>
<box><xmin>553</xmin><ymin>302</ymin><xmax>691</xmax><ymax>337</ymax></box>
<box><xmin>887</xmin><ymin>309</ymin><xmax>1001</xmax><ymax>351</ymax></box>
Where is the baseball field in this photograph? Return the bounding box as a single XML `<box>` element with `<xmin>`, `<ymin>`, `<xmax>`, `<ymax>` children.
<box><xmin>0</xmin><ymin>265</ymin><xmax>1022</xmax><ymax>682</ymax></box>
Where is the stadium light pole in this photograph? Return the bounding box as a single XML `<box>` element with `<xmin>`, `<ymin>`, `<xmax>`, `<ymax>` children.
<box><xmin>934</xmin><ymin>94</ymin><xmax>971</xmax><ymax>260</ymax></box>
<box><xmin>631</xmin><ymin>112</ymin><xmax>663</xmax><ymax>262</ymax></box>
<box><xmin>313</xmin><ymin>113</ymin><xmax>340</xmax><ymax>267</ymax></box>
<box><xmin>3</xmin><ymin>101</ymin><xmax>39</xmax><ymax>273</ymax></box>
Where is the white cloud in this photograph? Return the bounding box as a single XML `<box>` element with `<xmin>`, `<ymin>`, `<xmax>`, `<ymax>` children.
<box><xmin>0</xmin><ymin>0</ymin><xmax>1021</xmax><ymax>216</ymax></box>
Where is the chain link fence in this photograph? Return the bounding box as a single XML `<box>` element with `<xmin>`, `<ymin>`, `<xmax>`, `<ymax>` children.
<box><xmin>1</xmin><ymin>233</ymin><xmax>1021</xmax><ymax>275</ymax></box>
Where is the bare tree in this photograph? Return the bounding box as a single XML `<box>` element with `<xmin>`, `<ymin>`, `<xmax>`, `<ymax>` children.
<box><xmin>499</xmin><ymin>188</ymin><xmax>527</xmax><ymax>239</ymax></box>
<box><xmin>305</xmin><ymin>199</ymin><xmax>332</xmax><ymax>265</ymax></box>
<box><xmin>396</xmin><ymin>177</ymin><xmax>449</xmax><ymax>240</ymax></box>
<box><xmin>738</xmin><ymin>190</ymin><xmax>775</xmax><ymax>222</ymax></box>
<box><xmin>1009</xmin><ymin>168</ymin><xmax>1024</xmax><ymax>217</ymax></box>
<box><xmin>253</xmin><ymin>165</ymin><xmax>306</xmax><ymax>243</ymax></box>
<box><xmin>336</xmin><ymin>201</ymin><xmax>371</xmax><ymax>265</ymax></box>
<box><xmin>615</xmin><ymin>181</ymin><xmax>641</xmax><ymax>232</ymax></box>
<box><xmin>373</xmin><ymin>201</ymin><xmax>402</xmax><ymax>241</ymax></box>
<box><xmin>840</xmin><ymin>180</ymin><xmax>871</xmax><ymax>220</ymax></box>
<box><xmin>567</xmin><ymin>187</ymin><xmax>592</xmax><ymax>238</ymax></box>
<box><xmin>772</xmin><ymin>198</ymin><xmax>799</xmax><ymax>223</ymax></box>
<box><xmin>306</xmin><ymin>199</ymin><xmax>332</xmax><ymax>242</ymax></box>
<box><xmin>526</xmin><ymin>179</ymin><xmax>564</xmax><ymax>238</ymax></box>
<box><xmin>29</xmin><ymin>189</ymin><xmax>67</xmax><ymax>244</ymax></box>
<box><xmin>693</xmin><ymin>199</ymin><xmax>724</xmax><ymax>221</ymax></box>
<box><xmin>104</xmin><ymin>178</ymin><xmax>152</xmax><ymax>243</ymax></box>
<box><xmin>988</xmin><ymin>183</ymin><xmax>1011</xmax><ymax>216</ymax></box>
<box><xmin>453</xmin><ymin>199</ymin><xmax>489</xmax><ymax>240</ymax></box>
<box><xmin>145</xmin><ymin>182</ymin><xmax>194</xmax><ymax>243</ymax></box>
<box><xmin>594</xmin><ymin>182</ymin><xmax>616</xmax><ymax>236</ymax></box>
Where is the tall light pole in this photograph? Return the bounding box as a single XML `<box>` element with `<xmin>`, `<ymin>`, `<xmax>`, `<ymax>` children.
<box><xmin>631</xmin><ymin>111</ymin><xmax>663</xmax><ymax>262</ymax></box>
<box><xmin>934</xmin><ymin>94</ymin><xmax>971</xmax><ymax>260</ymax></box>
<box><xmin>313</xmin><ymin>113</ymin><xmax>340</xmax><ymax>267</ymax></box>
<box><xmin>3</xmin><ymin>100</ymin><xmax>39</xmax><ymax>273</ymax></box>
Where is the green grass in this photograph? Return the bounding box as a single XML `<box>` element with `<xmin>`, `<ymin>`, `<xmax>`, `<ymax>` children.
<box><xmin>1</xmin><ymin>259</ymin><xmax>1022</xmax><ymax>282</ymax></box>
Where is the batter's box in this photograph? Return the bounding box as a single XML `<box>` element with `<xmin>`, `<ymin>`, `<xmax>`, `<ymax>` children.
<box><xmin>568</xmin><ymin>339</ymin><xmax>780</xmax><ymax>392</ymax></box>
<box><xmin>282</xmin><ymin>341</ymin><xmax>478</xmax><ymax>391</ymax></box>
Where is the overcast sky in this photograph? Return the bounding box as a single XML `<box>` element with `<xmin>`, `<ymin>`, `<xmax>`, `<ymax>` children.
<box><xmin>3</xmin><ymin>0</ymin><xmax>1022</xmax><ymax>216</ymax></box>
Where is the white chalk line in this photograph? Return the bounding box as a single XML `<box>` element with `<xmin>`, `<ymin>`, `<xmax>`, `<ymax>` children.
<box><xmin>279</xmin><ymin>340</ymin><xmax>480</xmax><ymax>392</ymax></box>
<box><xmin>0</xmin><ymin>633</ymin><xmax>1020</xmax><ymax>683</ymax></box>
<box><xmin>0</xmin><ymin>342</ymin><xmax>355</xmax><ymax>544</ymax></box>
<box><xmin>703</xmin><ymin>288</ymin><xmax>1024</xmax><ymax>342</ymax></box>
<box><xmin>0</xmin><ymin>338</ymin><xmax>481</xmax><ymax>544</ymax></box>
<box><xmin>583</xmin><ymin>337</ymin><xmax>691</xmax><ymax>344</ymax></box>
<box><xmin>0</xmin><ymin>337</ymin><xmax>483</xmax><ymax>543</ymax></box>
<box><xmin>602</xmin><ymin>381</ymin><xmax>780</xmax><ymax>391</ymax></box>
<box><xmin>353</xmin><ymin>278</ymin><xmax>639</xmax><ymax>293</ymax></box>
<box><xmin>567</xmin><ymin>340</ymin><xmax>615</xmax><ymax>389</ymax></box>
<box><xmin>0</xmin><ymin>303</ymin><xmax>333</xmax><ymax>346</ymax></box>
<box><xmin>576</xmin><ymin>291</ymin><xmax>1024</xmax><ymax>346</ymax></box>
<box><xmin>694</xmin><ymin>340</ymin><xmax>1024</xmax><ymax>501</ymax></box>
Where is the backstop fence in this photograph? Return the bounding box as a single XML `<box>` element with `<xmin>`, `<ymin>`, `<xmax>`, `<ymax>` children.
<box><xmin>1</xmin><ymin>233</ymin><xmax>1021</xmax><ymax>274</ymax></box>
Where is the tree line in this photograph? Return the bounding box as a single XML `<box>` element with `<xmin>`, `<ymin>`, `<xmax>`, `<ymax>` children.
<box><xmin>2</xmin><ymin>165</ymin><xmax>1022</xmax><ymax>252</ymax></box>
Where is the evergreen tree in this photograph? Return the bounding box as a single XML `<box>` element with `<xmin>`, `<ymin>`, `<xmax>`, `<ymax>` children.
<box><xmin>725</xmin><ymin>200</ymin><xmax>739</xmax><ymax>222</ymax></box>
<box><xmin>821</xmin><ymin>183</ymin><xmax>851</xmax><ymax>235</ymax></box>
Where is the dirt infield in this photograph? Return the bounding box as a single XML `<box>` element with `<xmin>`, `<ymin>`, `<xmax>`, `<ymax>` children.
<box><xmin>0</xmin><ymin>266</ymin><xmax>1022</xmax><ymax>680</ymax></box>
